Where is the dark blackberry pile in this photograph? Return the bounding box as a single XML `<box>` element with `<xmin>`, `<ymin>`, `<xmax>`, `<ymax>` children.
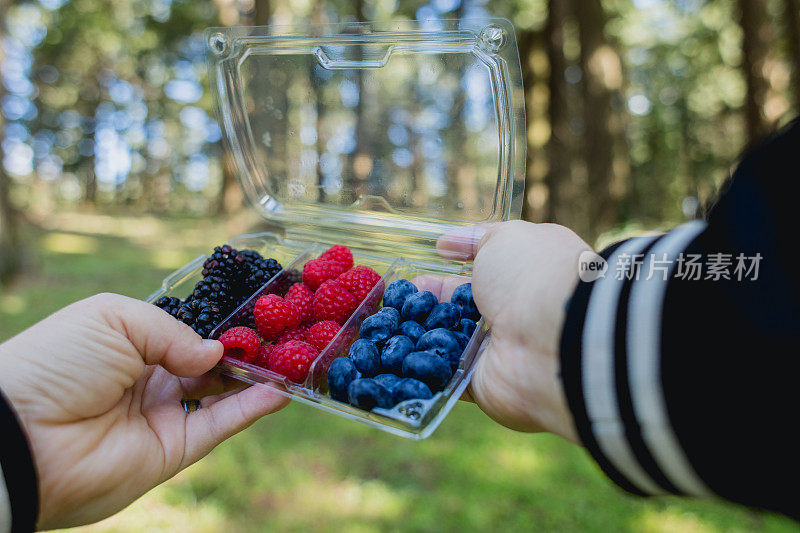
<box><xmin>176</xmin><ymin>299</ymin><xmax>223</xmax><ymax>338</ymax></box>
<box><xmin>244</xmin><ymin>257</ymin><xmax>283</xmax><ymax>294</ymax></box>
<box><xmin>153</xmin><ymin>244</ymin><xmax>283</xmax><ymax>338</ymax></box>
<box><xmin>153</xmin><ymin>296</ymin><xmax>182</xmax><ymax>318</ymax></box>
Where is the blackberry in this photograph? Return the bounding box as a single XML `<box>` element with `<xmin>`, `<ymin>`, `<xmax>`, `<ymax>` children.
<box><xmin>238</xmin><ymin>249</ymin><xmax>264</xmax><ymax>264</ymax></box>
<box><xmin>190</xmin><ymin>275</ymin><xmax>237</xmax><ymax>313</ymax></box>
<box><xmin>176</xmin><ymin>298</ymin><xmax>224</xmax><ymax>338</ymax></box>
<box><xmin>201</xmin><ymin>245</ymin><xmax>250</xmax><ymax>281</ymax></box>
<box><xmin>244</xmin><ymin>257</ymin><xmax>283</xmax><ymax>294</ymax></box>
<box><xmin>154</xmin><ymin>296</ymin><xmax>182</xmax><ymax>318</ymax></box>
<box><xmin>284</xmin><ymin>268</ymin><xmax>302</xmax><ymax>286</ymax></box>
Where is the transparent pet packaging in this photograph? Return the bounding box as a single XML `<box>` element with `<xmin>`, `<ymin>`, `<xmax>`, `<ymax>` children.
<box><xmin>147</xmin><ymin>19</ymin><xmax>526</xmax><ymax>439</ymax></box>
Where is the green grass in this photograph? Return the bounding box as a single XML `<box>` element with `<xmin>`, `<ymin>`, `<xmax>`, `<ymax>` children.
<box><xmin>1</xmin><ymin>211</ymin><xmax>796</xmax><ymax>532</ymax></box>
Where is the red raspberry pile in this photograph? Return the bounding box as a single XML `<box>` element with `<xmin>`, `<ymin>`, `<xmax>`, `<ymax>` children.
<box><xmin>217</xmin><ymin>245</ymin><xmax>382</xmax><ymax>383</ymax></box>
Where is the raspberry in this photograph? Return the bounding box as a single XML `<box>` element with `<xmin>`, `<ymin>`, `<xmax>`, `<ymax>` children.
<box><xmin>254</xmin><ymin>294</ymin><xmax>301</xmax><ymax>340</ymax></box>
<box><xmin>302</xmin><ymin>258</ymin><xmax>349</xmax><ymax>290</ymax></box>
<box><xmin>320</xmin><ymin>245</ymin><xmax>354</xmax><ymax>269</ymax></box>
<box><xmin>337</xmin><ymin>265</ymin><xmax>382</xmax><ymax>302</ymax></box>
<box><xmin>285</xmin><ymin>282</ymin><xmax>315</xmax><ymax>322</ymax></box>
<box><xmin>254</xmin><ymin>344</ymin><xmax>274</xmax><ymax>368</ymax></box>
<box><xmin>276</xmin><ymin>323</ymin><xmax>311</xmax><ymax>344</ymax></box>
<box><xmin>267</xmin><ymin>340</ymin><xmax>319</xmax><ymax>382</ymax></box>
<box><xmin>307</xmin><ymin>320</ymin><xmax>341</xmax><ymax>351</ymax></box>
<box><xmin>313</xmin><ymin>279</ymin><xmax>358</xmax><ymax>324</ymax></box>
<box><xmin>219</xmin><ymin>326</ymin><xmax>261</xmax><ymax>363</ymax></box>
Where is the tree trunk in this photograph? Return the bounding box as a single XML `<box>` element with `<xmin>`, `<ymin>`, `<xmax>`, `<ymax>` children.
<box><xmin>0</xmin><ymin>166</ymin><xmax>17</xmax><ymax>285</ymax></box>
<box><xmin>0</xmin><ymin>0</ymin><xmax>20</xmax><ymax>285</ymax></box>
<box><xmin>216</xmin><ymin>151</ymin><xmax>243</xmax><ymax>213</ymax></box>
<box><xmin>310</xmin><ymin>0</ymin><xmax>327</xmax><ymax>203</ymax></box>
<box><xmin>519</xmin><ymin>29</ymin><xmax>537</xmax><ymax>223</ymax></box>
<box><xmin>84</xmin><ymin>166</ymin><xmax>97</xmax><ymax>204</ymax></box>
<box><xmin>344</xmin><ymin>0</ymin><xmax>368</xmax><ymax>204</ymax></box>
<box><xmin>783</xmin><ymin>0</ymin><xmax>800</xmax><ymax>113</ymax></box>
<box><xmin>738</xmin><ymin>0</ymin><xmax>772</xmax><ymax>144</ymax></box>
<box><xmin>574</xmin><ymin>0</ymin><xmax>623</xmax><ymax>238</ymax></box>
<box><xmin>544</xmin><ymin>0</ymin><xmax>570</xmax><ymax>224</ymax></box>
<box><xmin>213</xmin><ymin>0</ymin><xmax>247</xmax><ymax>213</ymax></box>
<box><xmin>254</xmin><ymin>0</ymin><xmax>270</xmax><ymax>26</ymax></box>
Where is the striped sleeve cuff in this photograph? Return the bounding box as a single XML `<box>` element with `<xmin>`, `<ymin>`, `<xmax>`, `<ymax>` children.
<box><xmin>559</xmin><ymin>220</ymin><xmax>712</xmax><ymax>497</ymax></box>
<box><xmin>0</xmin><ymin>389</ymin><xmax>38</xmax><ymax>533</ymax></box>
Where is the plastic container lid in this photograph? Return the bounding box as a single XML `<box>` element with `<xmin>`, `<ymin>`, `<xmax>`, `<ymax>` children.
<box><xmin>206</xmin><ymin>19</ymin><xmax>525</xmax><ymax>249</ymax></box>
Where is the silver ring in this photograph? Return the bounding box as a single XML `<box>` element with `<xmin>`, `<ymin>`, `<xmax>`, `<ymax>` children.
<box><xmin>181</xmin><ymin>399</ymin><xmax>201</xmax><ymax>413</ymax></box>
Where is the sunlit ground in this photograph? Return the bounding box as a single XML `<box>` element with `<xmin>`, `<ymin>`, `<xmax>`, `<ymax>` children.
<box><xmin>1</xmin><ymin>211</ymin><xmax>796</xmax><ymax>532</ymax></box>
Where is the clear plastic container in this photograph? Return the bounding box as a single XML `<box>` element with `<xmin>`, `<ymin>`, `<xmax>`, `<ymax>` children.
<box><xmin>147</xmin><ymin>18</ymin><xmax>525</xmax><ymax>439</ymax></box>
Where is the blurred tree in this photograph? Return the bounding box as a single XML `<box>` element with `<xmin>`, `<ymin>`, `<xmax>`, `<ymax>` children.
<box><xmin>343</xmin><ymin>0</ymin><xmax>368</xmax><ymax>204</ymax></box>
<box><xmin>215</xmin><ymin>0</ymin><xmax>244</xmax><ymax>214</ymax></box>
<box><xmin>783</xmin><ymin>0</ymin><xmax>800</xmax><ymax>112</ymax></box>
<box><xmin>518</xmin><ymin>27</ymin><xmax>540</xmax><ymax>223</ymax></box>
<box><xmin>738</xmin><ymin>0</ymin><xmax>773</xmax><ymax>143</ymax></box>
<box><xmin>213</xmin><ymin>0</ymin><xmax>244</xmax><ymax>214</ymax></box>
<box><xmin>0</xmin><ymin>0</ymin><xmax>20</xmax><ymax>284</ymax></box>
<box><xmin>256</xmin><ymin>0</ymin><xmax>271</xmax><ymax>25</ymax></box>
<box><xmin>543</xmin><ymin>0</ymin><xmax>569</xmax><ymax>224</ymax></box>
<box><xmin>574</xmin><ymin>0</ymin><xmax>626</xmax><ymax>237</ymax></box>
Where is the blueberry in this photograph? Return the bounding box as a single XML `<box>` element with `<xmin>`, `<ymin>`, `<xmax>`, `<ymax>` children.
<box><xmin>393</xmin><ymin>377</ymin><xmax>433</xmax><ymax>403</ymax></box>
<box><xmin>348</xmin><ymin>339</ymin><xmax>380</xmax><ymax>377</ymax></box>
<box><xmin>416</xmin><ymin>328</ymin><xmax>463</xmax><ymax>365</ymax></box>
<box><xmin>383</xmin><ymin>279</ymin><xmax>418</xmax><ymax>310</ymax></box>
<box><xmin>453</xmin><ymin>332</ymin><xmax>470</xmax><ymax>350</ymax></box>
<box><xmin>424</xmin><ymin>302</ymin><xmax>460</xmax><ymax>330</ymax></box>
<box><xmin>451</xmin><ymin>283</ymin><xmax>480</xmax><ymax>321</ymax></box>
<box><xmin>454</xmin><ymin>318</ymin><xmax>477</xmax><ymax>337</ymax></box>
<box><xmin>377</xmin><ymin>306</ymin><xmax>401</xmax><ymax>329</ymax></box>
<box><xmin>401</xmin><ymin>290</ymin><xmax>438</xmax><ymax>323</ymax></box>
<box><xmin>374</xmin><ymin>373</ymin><xmax>402</xmax><ymax>392</ymax></box>
<box><xmin>380</xmin><ymin>335</ymin><xmax>415</xmax><ymax>374</ymax></box>
<box><xmin>399</xmin><ymin>320</ymin><xmax>426</xmax><ymax>344</ymax></box>
<box><xmin>347</xmin><ymin>378</ymin><xmax>394</xmax><ymax>410</ymax></box>
<box><xmin>327</xmin><ymin>357</ymin><xmax>360</xmax><ymax>402</ymax></box>
<box><xmin>360</xmin><ymin>312</ymin><xmax>397</xmax><ymax>344</ymax></box>
<box><xmin>402</xmin><ymin>351</ymin><xmax>453</xmax><ymax>391</ymax></box>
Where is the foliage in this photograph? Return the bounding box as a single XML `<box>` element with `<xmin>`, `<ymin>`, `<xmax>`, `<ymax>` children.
<box><xmin>0</xmin><ymin>0</ymin><xmax>796</xmax><ymax>243</ymax></box>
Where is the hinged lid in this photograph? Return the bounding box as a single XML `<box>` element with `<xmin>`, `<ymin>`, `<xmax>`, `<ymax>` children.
<box><xmin>206</xmin><ymin>19</ymin><xmax>525</xmax><ymax>248</ymax></box>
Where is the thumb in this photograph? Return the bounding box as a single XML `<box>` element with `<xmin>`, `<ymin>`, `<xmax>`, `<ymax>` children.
<box><xmin>82</xmin><ymin>293</ymin><xmax>224</xmax><ymax>378</ymax></box>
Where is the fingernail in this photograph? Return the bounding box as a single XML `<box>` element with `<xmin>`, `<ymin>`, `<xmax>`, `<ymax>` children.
<box><xmin>202</xmin><ymin>338</ymin><xmax>221</xmax><ymax>349</ymax></box>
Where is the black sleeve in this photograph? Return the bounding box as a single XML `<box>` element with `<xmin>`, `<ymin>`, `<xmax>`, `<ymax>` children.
<box><xmin>0</xmin><ymin>389</ymin><xmax>39</xmax><ymax>532</ymax></box>
<box><xmin>559</xmin><ymin>117</ymin><xmax>800</xmax><ymax>519</ymax></box>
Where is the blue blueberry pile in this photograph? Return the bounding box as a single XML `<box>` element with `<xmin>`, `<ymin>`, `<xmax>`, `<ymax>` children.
<box><xmin>326</xmin><ymin>279</ymin><xmax>480</xmax><ymax>412</ymax></box>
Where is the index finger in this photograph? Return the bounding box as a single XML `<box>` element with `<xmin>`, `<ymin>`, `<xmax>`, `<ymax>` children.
<box><xmin>435</xmin><ymin>224</ymin><xmax>493</xmax><ymax>261</ymax></box>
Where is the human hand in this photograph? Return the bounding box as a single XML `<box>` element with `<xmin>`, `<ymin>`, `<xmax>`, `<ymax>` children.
<box><xmin>430</xmin><ymin>221</ymin><xmax>591</xmax><ymax>442</ymax></box>
<box><xmin>0</xmin><ymin>293</ymin><xmax>289</xmax><ymax>530</ymax></box>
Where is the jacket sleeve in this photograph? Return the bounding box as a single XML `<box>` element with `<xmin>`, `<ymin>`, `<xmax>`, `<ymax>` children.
<box><xmin>0</xmin><ymin>389</ymin><xmax>38</xmax><ymax>533</ymax></box>
<box><xmin>559</xmin><ymin>118</ymin><xmax>800</xmax><ymax>519</ymax></box>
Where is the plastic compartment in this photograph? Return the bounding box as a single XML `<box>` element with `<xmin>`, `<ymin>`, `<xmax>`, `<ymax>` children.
<box><xmin>194</xmin><ymin>239</ymin><xmax>484</xmax><ymax>440</ymax></box>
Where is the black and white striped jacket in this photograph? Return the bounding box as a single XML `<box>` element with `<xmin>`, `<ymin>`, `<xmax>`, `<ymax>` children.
<box><xmin>1</xmin><ymin>390</ymin><xmax>37</xmax><ymax>533</ymax></box>
<box><xmin>560</xmin><ymin>118</ymin><xmax>799</xmax><ymax>519</ymax></box>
